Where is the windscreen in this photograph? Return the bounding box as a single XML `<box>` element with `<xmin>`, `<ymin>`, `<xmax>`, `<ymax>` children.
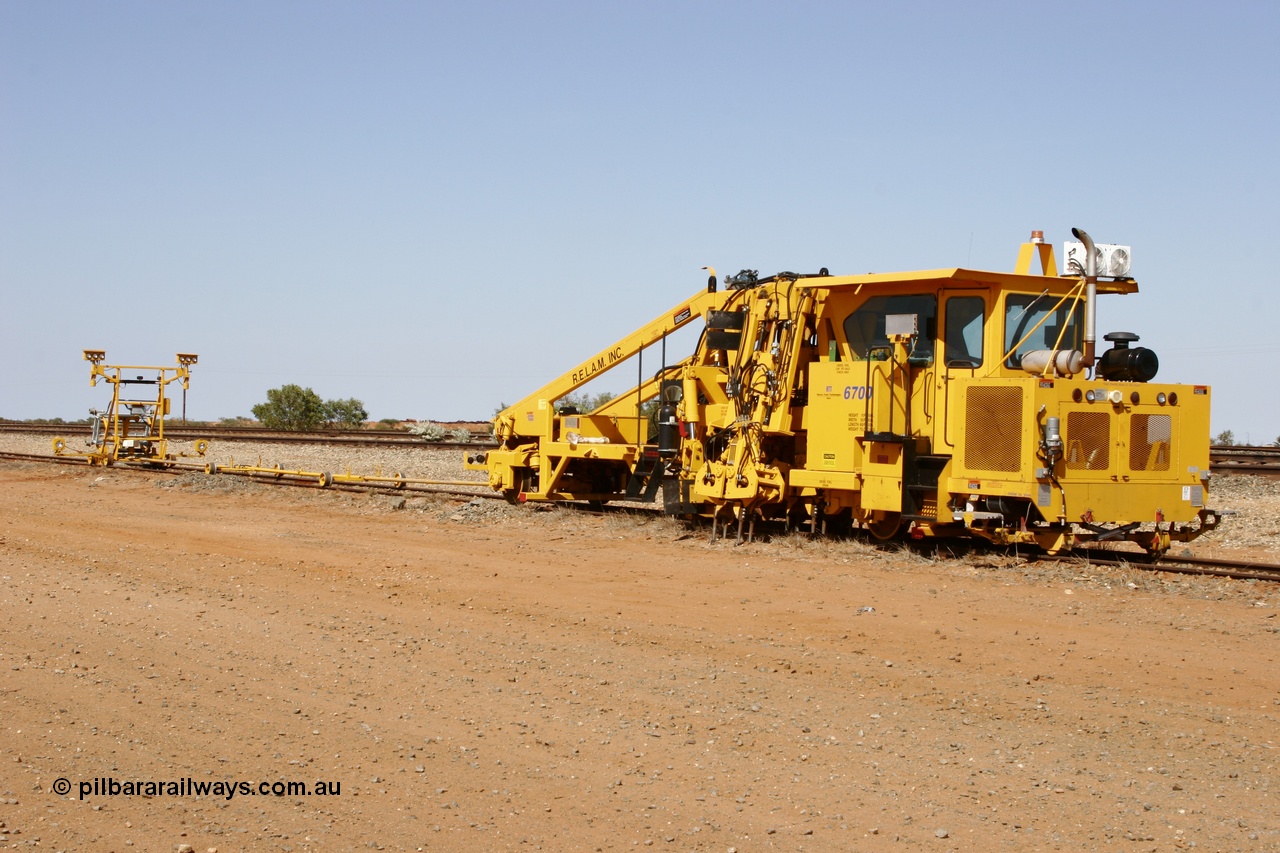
<box><xmin>1003</xmin><ymin>293</ymin><xmax>1080</xmax><ymax>368</ymax></box>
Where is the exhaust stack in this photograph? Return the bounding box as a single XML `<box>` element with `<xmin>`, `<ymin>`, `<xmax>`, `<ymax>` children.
<box><xmin>1072</xmin><ymin>227</ymin><xmax>1098</xmax><ymax>367</ymax></box>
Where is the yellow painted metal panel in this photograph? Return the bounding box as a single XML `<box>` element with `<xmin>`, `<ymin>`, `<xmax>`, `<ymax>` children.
<box><xmin>788</xmin><ymin>469</ymin><xmax>860</xmax><ymax>490</ymax></box>
<box><xmin>806</xmin><ymin>361</ymin><xmax>869</xmax><ymax>472</ymax></box>
<box><xmin>860</xmin><ymin>440</ymin><xmax>903</xmax><ymax>512</ymax></box>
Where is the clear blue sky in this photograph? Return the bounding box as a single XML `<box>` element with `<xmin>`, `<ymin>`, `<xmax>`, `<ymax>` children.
<box><xmin>3</xmin><ymin>1</ymin><xmax>1278</xmax><ymax>440</ymax></box>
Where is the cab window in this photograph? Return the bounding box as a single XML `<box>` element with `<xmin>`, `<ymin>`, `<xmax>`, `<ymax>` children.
<box><xmin>1003</xmin><ymin>293</ymin><xmax>1080</xmax><ymax>368</ymax></box>
<box><xmin>943</xmin><ymin>296</ymin><xmax>984</xmax><ymax>367</ymax></box>
<box><xmin>843</xmin><ymin>294</ymin><xmax>936</xmax><ymax>363</ymax></box>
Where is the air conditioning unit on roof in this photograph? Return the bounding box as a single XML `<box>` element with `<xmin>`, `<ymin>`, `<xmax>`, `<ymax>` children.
<box><xmin>1063</xmin><ymin>241</ymin><xmax>1131</xmax><ymax>278</ymax></box>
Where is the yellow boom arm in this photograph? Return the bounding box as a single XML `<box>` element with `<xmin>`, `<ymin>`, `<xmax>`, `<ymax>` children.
<box><xmin>493</xmin><ymin>282</ymin><xmax>742</xmax><ymax>442</ymax></box>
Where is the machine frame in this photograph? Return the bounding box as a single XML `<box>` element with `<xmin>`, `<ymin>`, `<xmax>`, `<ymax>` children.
<box><xmin>467</xmin><ymin>232</ymin><xmax>1220</xmax><ymax>554</ymax></box>
<box><xmin>53</xmin><ymin>351</ymin><xmax>208</xmax><ymax>466</ymax></box>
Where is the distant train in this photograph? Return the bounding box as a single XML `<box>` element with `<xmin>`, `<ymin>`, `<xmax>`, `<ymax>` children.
<box><xmin>468</xmin><ymin>229</ymin><xmax>1220</xmax><ymax>554</ymax></box>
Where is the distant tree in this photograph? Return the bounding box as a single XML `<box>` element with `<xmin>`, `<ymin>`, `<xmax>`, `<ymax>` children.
<box><xmin>1273</xmin><ymin>435</ymin><xmax>1280</xmax><ymax>448</ymax></box>
<box><xmin>252</xmin><ymin>385</ymin><xmax>327</xmax><ymax>431</ymax></box>
<box><xmin>375</xmin><ymin>418</ymin><xmax>403</xmax><ymax>431</ymax></box>
<box><xmin>489</xmin><ymin>402</ymin><xmax>509</xmax><ymax>436</ymax></box>
<box><xmin>323</xmin><ymin>398</ymin><xmax>368</xmax><ymax>430</ymax></box>
<box><xmin>1214</xmin><ymin>429</ymin><xmax>1236</xmax><ymax>447</ymax></box>
<box><xmin>556</xmin><ymin>390</ymin><xmax>616</xmax><ymax>413</ymax></box>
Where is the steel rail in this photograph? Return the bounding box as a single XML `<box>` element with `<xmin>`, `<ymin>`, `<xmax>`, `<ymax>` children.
<box><xmin>0</xmin><ymin>451</ymin><xmax>499</xmax><ymax>501</ymax></box>
<box><xmin>1049</xmin><ymin>549</ymin><xmax>1280</xmax><ymax>583</ymax></box>
<box><xmin>0</xmin><ymin>422</ymin><xmax>497</xmax><ymax>450</ymax></box>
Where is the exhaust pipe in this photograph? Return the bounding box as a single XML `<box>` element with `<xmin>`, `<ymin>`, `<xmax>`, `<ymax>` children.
<box><xmin>1072</xmin><ymin>227</ymin><xmax>1097</xmax><ymax>367</ymax></box>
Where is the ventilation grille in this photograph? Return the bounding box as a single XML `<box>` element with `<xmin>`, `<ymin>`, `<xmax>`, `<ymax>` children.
<box><xmin>964</xmin><ymin>386</ymin><xmax>1023</xmax><ymax>472</ymax></box>
<box><xmin>1066</xmin><ymin>411</ymin><xmax>1110</xmax><ymax>471</ymax></box>
<box><xmin>1130</xmin><ymin>413</ymin><xmax>1172</xmax><ymax>472</ymax></box>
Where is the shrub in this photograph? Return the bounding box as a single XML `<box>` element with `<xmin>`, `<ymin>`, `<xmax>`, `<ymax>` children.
<box><xmin>410</xmin><ymin>421</ymin><xmax>447</xmax><ymax>441</ymax></box>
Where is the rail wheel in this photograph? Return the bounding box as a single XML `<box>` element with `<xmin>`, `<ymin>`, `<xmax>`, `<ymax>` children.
<box><xmin>866</xmin><ymin>511</ymin><xmax>902</xmax><ymax>541</ymax></box>
<box><xmin>502</xmin><ymin>468</ymin><xmax>529</xmax><ymax>505</ymax></box>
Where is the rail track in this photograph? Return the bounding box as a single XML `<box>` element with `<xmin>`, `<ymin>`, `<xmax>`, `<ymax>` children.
<box><xmin>1205</xmin><ymin>444</ymin><xmax>1280</xmax><ymax>476</ymax></box>
<box><xmin>0</xmin><ymin>450</ymin><xmax>502</xmax><ymax>501</ymax></box>
<box><xmin>3</xmin><ymin>446</ymin><xmax>1278</xmax><ymax>584</ymax></box>
<box><xmin>5</xmin><ymin>423</ymin><xmax>1278</xmax><ymax>474</ymax></box>
<box><xmin>0</xmin><ymin>422</ymin><xmax>497</xmax><ymax>451</ymax></box>
<box><xmin>1048</xmin><ymin>548</ymin><xmax>1280</xmax><ymax>584</ymax></box>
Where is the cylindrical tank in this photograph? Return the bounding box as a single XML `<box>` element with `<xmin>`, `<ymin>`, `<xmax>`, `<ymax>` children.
<box><xmin>1020</xmin><ymin>349</ymin><xmax>1084</xmax><ymax>377</ymax></box>
<box><xmin>657</xmin><ymin>402</ymin><xmax>679</xmax><ymax>457</ymax></box>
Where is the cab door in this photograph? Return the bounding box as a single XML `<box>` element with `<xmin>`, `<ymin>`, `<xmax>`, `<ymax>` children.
<box><xmin>841</xmin><ymin>293</ymin><xmax>937</xmax><ymax>438</ymax></box>
<box><xmin>936</xmin><ymin>292</ymin><xmax>987</xmax><ymax>455</ymax></box>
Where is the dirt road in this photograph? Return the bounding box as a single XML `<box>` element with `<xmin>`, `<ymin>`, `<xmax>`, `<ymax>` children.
<box><xmin>1</xmin><ymin>462</ymin><xmax>1276</xmax><ymax>851</ymax></box>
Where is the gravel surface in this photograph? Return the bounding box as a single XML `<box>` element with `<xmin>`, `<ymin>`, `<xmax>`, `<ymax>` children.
<box><xmin>1204</xmin><ymin>474</ymin><xmax>1280</xmax><ymax>553</ymax></box>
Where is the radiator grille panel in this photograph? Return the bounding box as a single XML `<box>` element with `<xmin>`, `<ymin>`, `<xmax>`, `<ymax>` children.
<box><xmin>1066</xmin><ymin>411</ymin><xmax>1110</xmax><ymax>471</ymax></box>
<box><xmin>963</xmin><ymin>386</ymin><xmax>1023</xmax><ymax>473</ymax></box>
<box><xmin>1130</xmin><ymin>413</ymin><xmax>1172</xmax><ymax>471</ymax></box>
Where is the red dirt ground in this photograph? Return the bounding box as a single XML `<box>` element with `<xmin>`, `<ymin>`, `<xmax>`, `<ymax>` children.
<box><xmin>1</xmin><ymin>461</ymin><xmax>1276</xmax><ymax>852</ymax></box>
